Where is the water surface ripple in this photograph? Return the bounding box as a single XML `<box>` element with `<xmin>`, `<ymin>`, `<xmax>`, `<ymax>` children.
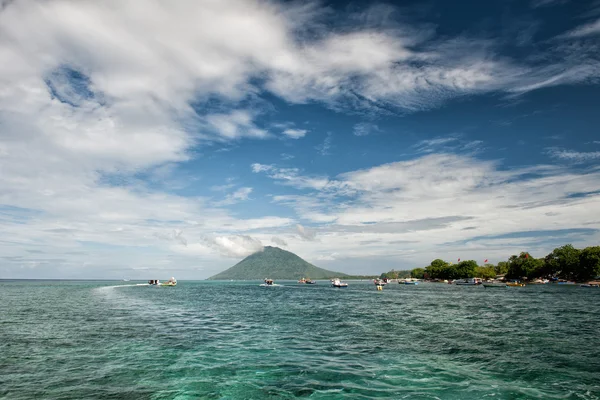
<box><xmin>1</xmin><ymin>281</ymin><xmax>599</xmax><ymax>399</ymax></box>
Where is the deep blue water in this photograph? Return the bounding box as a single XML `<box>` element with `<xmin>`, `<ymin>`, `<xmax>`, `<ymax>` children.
<box><xmin>1</xmin><ymin>280</ymin><xmax>599</xmax><ymax>399</ymax></box>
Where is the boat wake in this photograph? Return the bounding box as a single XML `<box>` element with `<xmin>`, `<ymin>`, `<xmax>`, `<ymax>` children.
<box><xmin>96</xmin><ymin>283</ymin><xmax>149</xmax><ymax>291</ymax></box>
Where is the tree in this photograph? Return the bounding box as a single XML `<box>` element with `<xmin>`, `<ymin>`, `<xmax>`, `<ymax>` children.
<box><xmin>411</xmin><ymin>268</ymin><xmax>425</xmax><ymax>279</ymax></box>
<box><xmin>506</xmin><ymin>252</ymin><xmax>545</xmax><ymax>279</ymax></box>
<box><xmin>544</xmin><ymin>244</ymin><xmax>581</xmax><ymax>279</ymax></box>
<box><xmin>425</xmin><ymin>259</ymin><xmax>451</xmax><ymax>279</ymax></box>
<box><xmin>453</xmin><ymin>260</ymin><xmax>478</xmax><ymax>279</ymax></box>
<box><xmin>495</xmin><ymin>261</ymin><xmax>509</xmax><ymax>275</ymax></box>
<box><xmin>475</xmin><ymin>265</ymin><xmax>496</xmax><ymax>280</ymax></box>
<box><xmin>578</xmin><ymin>246</ymin><xmax>600</xmax><ymax>281</ymax></box>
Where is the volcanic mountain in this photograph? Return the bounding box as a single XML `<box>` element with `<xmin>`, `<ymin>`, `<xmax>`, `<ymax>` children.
<box><xmin>207</xmin><ymin>246</ymin><xmax>347</xmax><ymax>280</ymax></box>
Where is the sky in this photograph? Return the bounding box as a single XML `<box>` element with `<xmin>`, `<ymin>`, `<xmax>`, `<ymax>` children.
<box><xmin>1</xmin><ymin>0</ymin><xmax>599</xmax><ymax>279</ymax></box>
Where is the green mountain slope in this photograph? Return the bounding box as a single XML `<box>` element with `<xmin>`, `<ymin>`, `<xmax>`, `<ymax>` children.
<box><xmin>208</xmin><ymin>246</ymin><xmax>348</xmax><ymax>280</ymax></box>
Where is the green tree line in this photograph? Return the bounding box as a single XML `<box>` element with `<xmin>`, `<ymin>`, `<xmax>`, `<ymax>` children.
<box><xmin>381</xmin><ymin>245</ymin><xmax>600</xmax><ymax>282</ymax></box>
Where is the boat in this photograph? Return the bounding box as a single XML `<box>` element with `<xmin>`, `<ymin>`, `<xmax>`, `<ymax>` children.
<box><xmin>483</xmin><ymin>281</ymin><xmax>507</xmax><ymax>288</ymax></box>
<box><xmin>580</xmin><ymin>283</ymin><xmax>599</xmax><ymax>288</ymax></box>
<box><xmin>402</xmin><ymin>278</ymin><xmax>419</xmax><ymax>285</ymax></box>
<box><xmin>260</xmin><ymin>278</ymin><xmax>280</xmax><ymax>287</ymax></box>
<box><xmin>454</xmin><ymin>278</ymin><xmax>482</xmax><ymax>286</ymax></box>
<box><xmin>148</xmin><ymin>277</ymin><xmax>177</xmax><ymax>287</ymax></box>
<box><xmin>529</xmin><ymin>278</ymin><xmax>549</xmax><ymax>284</ymax></box>
<box><xmin>373</xmin><ymin>279</ymin><xmax>387</xmax><ymax>286</ymax></box>
<box><xmin>331</xmin><ymin>278</ymin><xmax>348</xmax><ymax>288</ymax></box>
<box><xmin>506</xmin><ymin>281</ymin><xmax>525</xmax><ymax>287</ymax></box>
<box><xmin>298</xmin><ymin>278</ymin><xmax>316</xmax><ymax>284</ymax></box>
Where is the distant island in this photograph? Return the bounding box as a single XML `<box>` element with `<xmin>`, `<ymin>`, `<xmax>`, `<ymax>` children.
<box><xmin>381</xmin><ymin>244</ymin><xmax>600</xmax><ymax>283</ymax></box>
<box><xmin>207</xmin><ymin>246</ymin><xmax>349</xmax><ymax>280</ymax></box>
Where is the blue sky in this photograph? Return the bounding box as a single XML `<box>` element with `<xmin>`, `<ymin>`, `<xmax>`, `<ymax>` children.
<box><xmin>1</xmin><ymin>0</ymin><xmax>599</xmax><ymax>279</ymax></box>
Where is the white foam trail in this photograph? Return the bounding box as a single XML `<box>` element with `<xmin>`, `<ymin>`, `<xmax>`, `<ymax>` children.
<box><xmin>96</xmin><ymin>283</ymin><xmax>149</xmax><ymax>291</ymax></box>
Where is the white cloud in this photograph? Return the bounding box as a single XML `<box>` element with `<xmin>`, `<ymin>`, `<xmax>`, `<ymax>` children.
<box><xmin>531</xmin><ymin>0</ymin><xmax>569</xmax><ymax>8</ymax></box>
<box><xmin>562</xmin><ymin>18</ymin><xmax>600</xmax><ymax>38</ymax></box>
<box><xmin>547</xmin><ymin>148</ymin><xmax>600</xmax><ymax>162</ymax></box>
<box><xmin>282</xmin><ymin>128</ymin><xmax>307</xmax><ymax>139</ymax></box>
<box><xmin>296</xmin><ymin>224</ymin><xmax>317</xmax><ymax>241</ymax></box>
<box><xmin>216</xmin><ymin>187</ymin><xmax>253</xmax><ymax>206</ymax></box>
<box><xmin>271</xmin><ymin>236</ymin><xmax>288</xmax><ymax>247</ymax></box>
<box><xmin>353</xmin><ymin>123</ymin><xmax>380</xmax><ymax>137</ymax></box>
<box><xmin>202</xmin><ymin>235</ymin><xmax>264</xmax><ymax>258</ymax></box>
<box><xmin>251</xmin><ymin>163</ymin><xmax>332</xmax><ymax>190</ymax></box>
<box><xmin>316</xmin><ymin>132</ymin><xmax>333</xmax><ymax>155</ymax></box>
<box><xmin>254</xmin><ymin>154</ymin><xmax>600</xmax><ymax>268</ymax></box>
<box><xmin>205</xmin><ymin>110</ymin><xmax>269</xmax><ymax>140</ymax></box>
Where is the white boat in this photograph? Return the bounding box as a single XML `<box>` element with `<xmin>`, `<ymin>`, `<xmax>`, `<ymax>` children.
<box><xmin>373</xmin><ymin>279</ymin><xmax>387</xmax><ymax>286</ymax></box>
<box><xmin>260</xmin><ymin>278</ymin><xmax>280</xmax><ymax>287</ymax></box>
<box><xmin>401</xmin><ymin>278</ymin><xmax>419</xmax><ymax>285</ymax></box>
<box><xmin>331</xmin><ymin>278</ymin><xmax>348</xmax><ymax>288</ymax></box>
<box><xmin>454</xmin><ymin>278</ymin><xmax>482</xmax><ymax>286</ymax></box>
<box><xmin>148</xmin><ymin>277</ymin><xmax>177</xmax><ymax>287</ymax></box>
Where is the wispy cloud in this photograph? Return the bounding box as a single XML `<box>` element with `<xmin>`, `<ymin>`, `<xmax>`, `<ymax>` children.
<box><xmin>201</xmin><ymin>235</ymin><xmax>264</xmax><ymax>258</ymax></box>
<box><xmin>282</xmin><ymin>128</ymin><xmax>307</xmax><ymax>139</ymax></box>
<box><xmin>562</xmin><ymin>18</ymin><xmax>600</xmax><ymax>38</ymax></box>
<box><xmin>547</xmin><ymin>148</ymin><xmax>600</xmax><ymax>162</ymax></box>
<box><xmin>271</xmin><ymin>236</ymin><xmax>288</xmax><ymax>247</ymax></box>
<box><xmin>353</xmin><ymin>123</ymin><xmax>381</xmax><ymax>136</ymax></box>
<box><xmin>296</xmin><ymin>224</ymin><xmax>317</xmax><ymax>241</ymax></box>
<box><xmin>531</xmin><ymin>0</ymin><xmax>569</xmax><ymax>8</ymax></box>
<box><xmin>215</xmin><ymin>187</ymin><xmax>253</xmax><ymax>206</ymax></box>
<box><xmin>316</xmin><ymin>133</ymin><xmax>333</xmax><ymax>155</ymax></box>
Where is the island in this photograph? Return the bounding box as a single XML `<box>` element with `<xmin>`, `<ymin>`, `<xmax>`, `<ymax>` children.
<box><xmin>207</xmin><ymin>246</ymin><xmax>349</xmax><ymax>280</ymax></box>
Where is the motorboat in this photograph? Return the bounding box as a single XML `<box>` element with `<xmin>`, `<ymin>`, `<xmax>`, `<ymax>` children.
<box><xmin>148</xmin><ymin>277</ymin><xmax>177</xmax><ymax>287</ymax></box>
<box><xmin>373</xmin><ymin>279</ymin><xmax>387</xmax><ymax>286</ymax></box>
<box><xmin>331</xmin><ymin>278</ymin><xmax>348</xmax><ymax>288</ymax></box>
<box><xmin>529</xmin><ymin>278</ymin><xmax>549</xmax><ymax>284</ymax></box>
<box><xmin>454</xmin><ymin>278</ymin><xmax>482</xmax><ymax>286</ymax></box>
<box><xmin>580</xmin><ymin>283</ymin><xmax>599</xmax><ymax>288</ymax></box>
<box><xmin>506</xmin><ymin>281</ymin><xmax>525</xmax><ymax>287</ymax></box>
<box><xmin>298</xmin><ymin>278</ymin><xmax>316</xmax><ymax>284</ymax></box>
<box><xmin>402</xmin><ymin>278</ymin><xmax>419</xmax><ymax>285</ymax></box>
<box><xmin>260</xmin><ymin>278</ymin><xmax>280</xmax><ymax>287</ymax></box>
<box><xmin>483</xmin><ymin>281</ymin><xmax>507</xmax><ymax>288</ymax></box>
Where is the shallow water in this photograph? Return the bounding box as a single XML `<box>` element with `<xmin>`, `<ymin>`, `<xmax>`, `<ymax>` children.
<box><xmin>1</xmin><ymin>280</ymin><xmax>599</xmax><ymax>399</ymax></box>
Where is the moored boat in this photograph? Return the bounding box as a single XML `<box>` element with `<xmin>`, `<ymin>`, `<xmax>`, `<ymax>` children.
<box><xmin>454</xmin><ymin>278</ymin><xmax>482</xmax><ymax>286</ymax></box>
<box><xmin>331</xmin><ymin>278</ymin><xmax>348</xmax><ymax>288</ymax></box>
<box><xmin>483</xmin><ymin>281</ymin><xmax>506</xmax><ymax>288</ymax></box>
<box><xmin>402</xmin><ymin>278</ymin><xmax>419</xmax><ymax>285</ymax></box>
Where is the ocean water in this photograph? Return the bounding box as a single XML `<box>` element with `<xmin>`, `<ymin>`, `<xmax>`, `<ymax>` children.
<box><xmin>1</xmin><ymin>280</ymin><xmax>599</xmax><ymax>399</ymax></box>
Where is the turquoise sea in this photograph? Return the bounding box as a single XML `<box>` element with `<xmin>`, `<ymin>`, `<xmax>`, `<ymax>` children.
<box><xmin>1</xmin><ymin>280</ymin><xmax>599</xmax><ymax>399</ymax></box>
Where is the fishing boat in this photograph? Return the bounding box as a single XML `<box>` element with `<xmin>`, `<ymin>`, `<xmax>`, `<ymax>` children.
<box><xmin>529</xmin><ymin>278</ymin><xmax>549</xmax><ymax>284</ymax></box>
<box><xmin>483</xmin><ymin>281</ymin><xmax>507</xmax><ymax>288</ymax></box>
<box><xmin>454</xmin><ymin>278</ymin><xmax>482</xmax><ymax>286</ymax></box>
<box><xmin>148</xmin><ymin>277</ymin><xmax>177</xmax><ymax>287</ymax></box>
<box><xmin>402</xmin><ymin>278</ymin><xmax>419</xmax><ymax>285</ymax></box>
<box><xmin>260</xmin><ymin>278</ymin><xmax>280</xmax><ymax>287</ymax></box>
<box><xmin>331</xmin><ymin>278</ymin><xmax>348</xmax><ymax>288</ymax></box>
